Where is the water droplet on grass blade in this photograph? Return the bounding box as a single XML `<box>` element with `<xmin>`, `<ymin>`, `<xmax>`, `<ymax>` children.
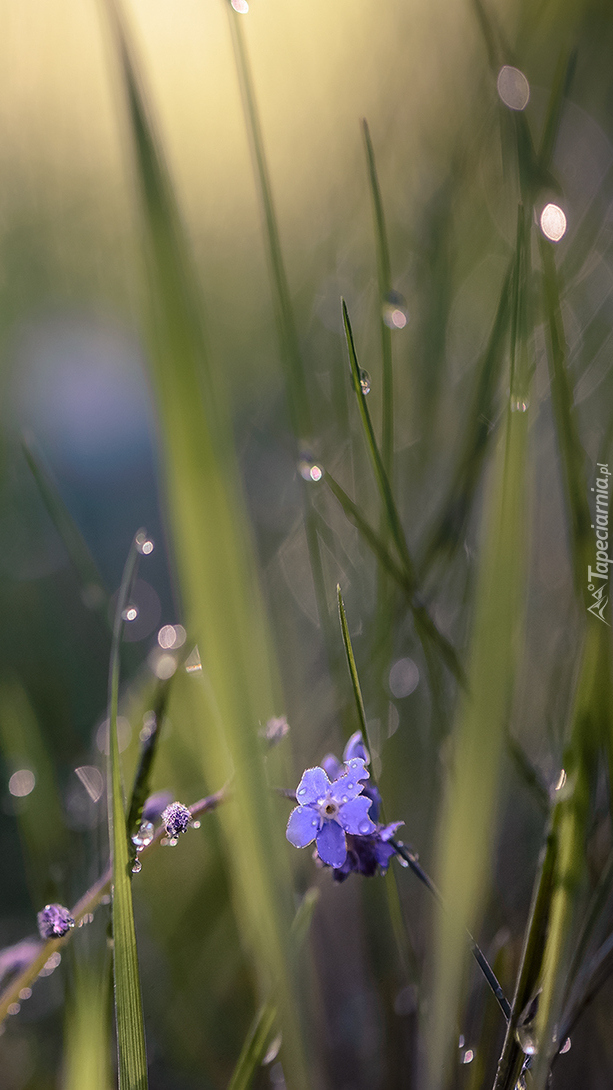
<box><xmin>382</xmin><ymin>290</ymin><xmax>408</xmax><ymax>329</ymax></box>
<box><xmin>135</xmin><ymin>532</ymin><xmax>154</xmax><ymax>555</ymax></box>
<box><xmin>516</xmin><ymin>1025</ymin><xmax>538</xmax><ymax>1056</ymax></box>
<box><xmin>560</xmin><ymin>1037</ymin><xmax>571</xmax><ymax>1054</ymax></box>
<box><xmin>231</xmin><ymin>0</ymin><xmax>249</xmax><ymax>10</ymax></box>
<box><xmin>131</xmin><ymin>859</ymin><xmax>142</xmax><ymax>874</ymax></box>
<box><xmin>122</xmin><ymin>606</ymin><xmax>138</xmax><ymax>622</ymax></box>
<box><xmin>359</xmin><ymin>370</ymin><xmax>371</xmax><ymax>395</ymax></box>
<box><xmin>132</xmin><ymin>820</ymin><xmax>155</xmax><ymax>849</ymax></box>
<box><xmin>510</xmin><ymin>395</ymin><xmax>530</xmax><ymax>412</ymax></box>
<box><xmin>461</xmin><ymin>1049</ymin><xmax>474</xmax><ymax>1064</ymax></box>
<box><xmin>298</xmin><ymin>455</ymin><xmax>323</xmax><ymax>482</ymax></box>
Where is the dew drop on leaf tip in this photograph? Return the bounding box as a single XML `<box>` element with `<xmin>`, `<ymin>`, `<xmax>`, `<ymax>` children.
<box><xmin>359</xmin><ymin>370</ymin><xmax>371</xmax><ymax>395</ymax></box>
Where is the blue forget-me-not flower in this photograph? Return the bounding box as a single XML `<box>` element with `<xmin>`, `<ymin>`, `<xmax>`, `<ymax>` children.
<box><xmin>286</xmin><ymin>732</ymin><xmax>402</xmax><ymax>875</ymax></box>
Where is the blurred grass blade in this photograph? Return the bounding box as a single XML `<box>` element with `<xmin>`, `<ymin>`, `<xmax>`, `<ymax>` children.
<box><xmin>539</xmin><ymin>237</ymin><xmax>592</xmax><ymax>592</ymax></box>
<box><xmin>537</xmin><ymin>49</ymin><xmax>577</xmax><ymax>171</ymax></box>
<box><xmin>532</xmin><ymin>623</ymin><xmax>606</xmax><ymax>1089</ymax></box>
<box><xmin>362</xmin><ymin>119</ymin><xmax>394</xmax><ymax>477</ymax></box>
<box><xmin>107</xmin><ymin>531</ymin><xmax>148</xmax><ymax>1090</ymax></box>
<box><xmin>225</xmin><ymin>0</ymin><xmax>309</xmax><ymax>439</ymax></box>
<box><xmin>227</xmin><ymin>889</ymin><xmax>319</xmax><ymax>1090</ymax></box>
<box><xmin>493</xmin><ymin>824</ymin><xmax>557</xmax><ymax>1090</ymax></box>
<box><xmin>22</xmin><ymin>432</ymin><xmax>107</xmax><ymax>615</ymax></box>
<box><xmin>421</xmin><ymin>256</ymin><xmax>512</xmax><ymax>573</ymax></box>
<box><xmin>227</xmin><ymin>1004</ymin><xmax>277</xmax><ymax>1090</ymax></box>
<box><xmin>101</xmin><ymin>4</ymin><xmax>308</xmax><ymax>1085</ymax></box>
<box><xmin>63</xmin><ymin>964</ymin><xmax>113</xmax><ymax>1090</ymax></box>
<box><xmin>336</xmin><ymin>585</ymin><xmax>369</xmax><ymax>745</ymax></box>
<box><xmin>427</xmin><ymin>205</ymin><xmax>532</xmax><ymax>1089</ymax></box>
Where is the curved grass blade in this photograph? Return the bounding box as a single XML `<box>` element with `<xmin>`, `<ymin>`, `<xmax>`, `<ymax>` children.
<box><xmin>107</xmin><ymin>530</ymin><xmax>148</xmax><ymax>1090</ymax></box>
<box><xmin>336</xmin><ymin>586</ymin><xmax>369</xmax><ymax>746</ymax></box>
<box><xmin>362</xmin><ymin>119</ymin><xmax>394</xmax><ymax>478</ymax></box>
<box><xmin>63</xmin><ymin>962</ymin><xmax>113</xmax><ymax>1090</ymax></box>
<box><xmin>100</xmin><ymin>5</ymin><xmax>309</xmax><ymax>1085</ymax></box>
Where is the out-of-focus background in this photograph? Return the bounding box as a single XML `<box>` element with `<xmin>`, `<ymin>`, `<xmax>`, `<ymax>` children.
<box><xmin>2</xmin><ymin>1</ymin><xmax>613</xmax><ymax>1087</ymax></box>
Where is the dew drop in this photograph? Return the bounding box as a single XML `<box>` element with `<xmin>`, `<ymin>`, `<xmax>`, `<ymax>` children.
<box><xmin>131</xmin><ymin>859</ymin><xmax>142</xmax><ymax>874</ymax></box>
<box><xmin>341</xmin><ymin>795</ymin><xmax>348</xmax><ymax>803</ymax></box>
<box><xmin>359</xmin><ymin>369</ymin><xmax>371</xmax><ymax>395</ymax></box>
<box><xmin>132</xmin><ymin>820</ymin><xmax>155</xmax><ymax>849</ymax></box>
<box><xmin>382</xmin><ymin>290</ymin><xmax>408</xmax><ymax>329</ymax></box>
<box><xmin>347</xmin><ymin>782</ymin><xmax>354</xmax><ymax>790</ymax></box>
<box><xmin>461</xmin><ymin>1049</ymin><xmax>474</xmax><ymax>1064</ymax></box>
<box><xmin>516</xmin><ymin>1025</ymin><xmax>538</xmax><ymax>1056</ymax></box>
<box><xmin>510</xmin><ymin>395</ymin><xmax>529</xmax><ymax>413</ymax></box>
<box><xmin>191</xmin><ymin>820</ymin><xmax>201</xmax><ymax>830</ymax></box>
<box><xmin>560</xmin><ymin>1037</ymin><xmax>571</xmax><ymax>1054</ymax></box>
<box><xmin>298</xmin><ymin>455</ymin><xmax>323</xmax><ymax>483</ymax></box>
<box><xmin>298</xmin><ymin>787</ymin><xmax>307</xmax><ymax>796</ymax></box>
<box><xmin>311</xmin><ymin>819</ymin><xmax>318</xmax><ymax>826</ymax></box>
<box><xmin>135</xmin><ymin>533</ymin><xmax>154</xmax><ymax>555</ymax></box>
<box><xmin>7</xmin><ymin>1003</ymin><xmax>20</xmax><ymax>1016</ymax></box>
<box><xmin>168</xmin><ymin>837</ymin><xmax>178</xmax><ymax>847</ymax></box>
<box><xmin>231</xmin><ymin>0</ymin><xmax>249</xmax><ymax>10</ymax></box>
<box><xmin>396</xmin><ymin>855</ymin><xmax>409</xmax><ymax>868</ymax></box>
<box><xmin>122</xmin><ymin>606</ymin><xmax>138</xmax><ymax>622</ymax></box>
<box><xmin>358</xmin><ymin>820</ymin><xmax>372</xmax><ymax>834</ymax></box>
<box><xmin>18</xmin><ymin>988</ymin><xmax>32</xmax><ymax>1001</ymax></box>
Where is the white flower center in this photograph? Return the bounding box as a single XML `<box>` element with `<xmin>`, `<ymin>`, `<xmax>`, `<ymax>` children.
<box><xmin>317</xmin><ymin>793</ymin><xmax>340</xmax><ymax>821</ymax></box>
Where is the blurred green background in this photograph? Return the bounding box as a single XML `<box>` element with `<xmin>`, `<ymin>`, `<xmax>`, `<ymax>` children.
<box><xmin>2</xmin><ymin>0</ymin><xmax>613</xmax><ymax>1087</ymax></box>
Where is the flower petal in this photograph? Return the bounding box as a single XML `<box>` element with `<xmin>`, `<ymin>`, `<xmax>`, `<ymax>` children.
<box><xmin>316</xmin><ymin>820</ymin><xmax>347</xmax><ymax>867</ymax></box>
<box><xmin>321</xmin><ymin>753</ymin><xmax>343</xmax><ymax>782</ymax></box>
<box><xmin>337</xmin><ymin>796</ymin><xmax>376</xmax><ymax>836</ymax></box>
<box><xmin>379</xmin><ymin>820</ymin><xmax>404</xmax><ymax>842</ymax></box>
<box><xmin>294</xmin><ymin>766</ymin><xmax>331</xmax><ymax>806</ymax></box>
<box><xmin>330</xmin><ymin>768</ymin><xmax>367</xmax><ymax>804</ymax></box>
<box><xmin>345</xmin><ymin>757</ymin><xmax>370</xmax><ymax>782</ymax></box>
<box><xmin>286</xmin><ymin>806</ymin><xmax>320</xmax><ymax>848</ymax></box>
<box><xmin>342</xmin><ymin>731</ymin><xmax>370</xmax><ymax>765</ymax></box>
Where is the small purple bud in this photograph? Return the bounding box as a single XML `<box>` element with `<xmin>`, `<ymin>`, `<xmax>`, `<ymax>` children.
<box><xmin>37</xmin><ymin>904</ymin><xmax>75</xmax><ymax>940</ymax></box>
<box><xmin>142</xmin><ymin>790</ymin><xmax>173</xmax><ymax>823</ymax></box>
<box><xmin>161</xmin><ymin>801</ymin><xmax>191</xmax><ymax>839</ymax></box>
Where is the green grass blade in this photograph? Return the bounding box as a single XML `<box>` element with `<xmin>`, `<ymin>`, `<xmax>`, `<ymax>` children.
<box><xmin>537</xmin><ymin>49</ymin><xmax>577</xmax><ymax>171</ymax></box>
<box><xmin>227</xmin><ymin>1004</ymin><xmax>277</xmax><ymax>1090</ymax></box>
<box><xmin>426</xmin><ymin>207</ymin><xmax>532</xmax><ymax>1089</ymax></box>
<box><xmin>224</xmin><ymin>1</ymin><xmax>309</xmax><ymax>439</ymax></box>
<box><xmin>362</xmin><ymin>119</ymin><xmax>394</xmax><ymax>478</ymax></box>
<box><xmin>493</xmin><ymin>824</ymin><xmax>557</xmax><ymax>1090</ymax></box>
<box><xmin>227</xmin><ymin>889</ymin><xmax>319</xmax><ymax>1090</ymax></box>
<box><xmin>63</xmin><ymin>964</ymin><xmax>113</xmax><ymax>1090</ymax></box>
<box><xmin>22</xmin><ymin>432</ymin><xmax>107</xmax><ymax>615</ymax></box>
<box><xmin>336</xmin><ymin>585</ymin><xmax>369</xmax><ymax>746</ymax></box>
<box><xmin>531</xmin><ymin>623</ymin><xmax>605</xmax><ymax>1089</ymax></box>
<box><xmin>421</xmin><ymin>256</ymin><xmax>513</xmax><ymax>573</ymax></box>
<box><xmin>101</xmin><ymin>5</ymin><xmax>308</xmax><ymax>1085</ymax></box>
<box><xmin>341</xmin><ymin>299</ymin><xmax>414</xmax><ymax>579</ymax></box>
<box><xmin>125</xmin><ymin>678</ymin><xmax>170</xmax><ymax>840</ymax></box>
<box><xmin>539</xmin><ymin>237</ymin><xmax>592</xmax><ymax>593</ymax></box>
<box><xmin>107</xmin><ymin>531</ymin><xmax>148</xmax><ymax>1090</ymax></box>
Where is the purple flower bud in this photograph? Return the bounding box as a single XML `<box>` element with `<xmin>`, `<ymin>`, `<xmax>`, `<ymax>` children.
<box><xmin>37</xmin><ymin>904</ymin><xmax>75</xmax><ymax>940</ymax></box>
<box><xmin>161</xmin><ymin>801</ymin><xmax>191</xmax><ymax>839</ymax></box>
<box><xmin>142</xmin><ymin>790</ymin><xmax>173</xmax><ymax>823</ymax></box>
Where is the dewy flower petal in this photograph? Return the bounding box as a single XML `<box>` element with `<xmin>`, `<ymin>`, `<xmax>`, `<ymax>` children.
<box><xmin>343</xmin><ymin>731</ymin><xmax>370</xmax><ymax>765</ymax></box>
<box><xmin>286</xmin><ymin>805</ymin><xmax>320</xmax><ymax>848</ymax></box>
<box><xmin>295</xmin><ymin>766</ymin><xmax>331</xmax><ymax>805</ymax></box>
<box><xmin>336</xmin><ymin>796</ymin><xmax>376</xmax><ymax>836</ymax></box>
<box><xmin>316</xmin><ymin>820</ymin><xmax>347</xmax><ymax>867</ymax></box>
<box><xmin>330</xmin><ymin>767</ymin><xmax>369</xmax><ymax>804</ymax></box>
